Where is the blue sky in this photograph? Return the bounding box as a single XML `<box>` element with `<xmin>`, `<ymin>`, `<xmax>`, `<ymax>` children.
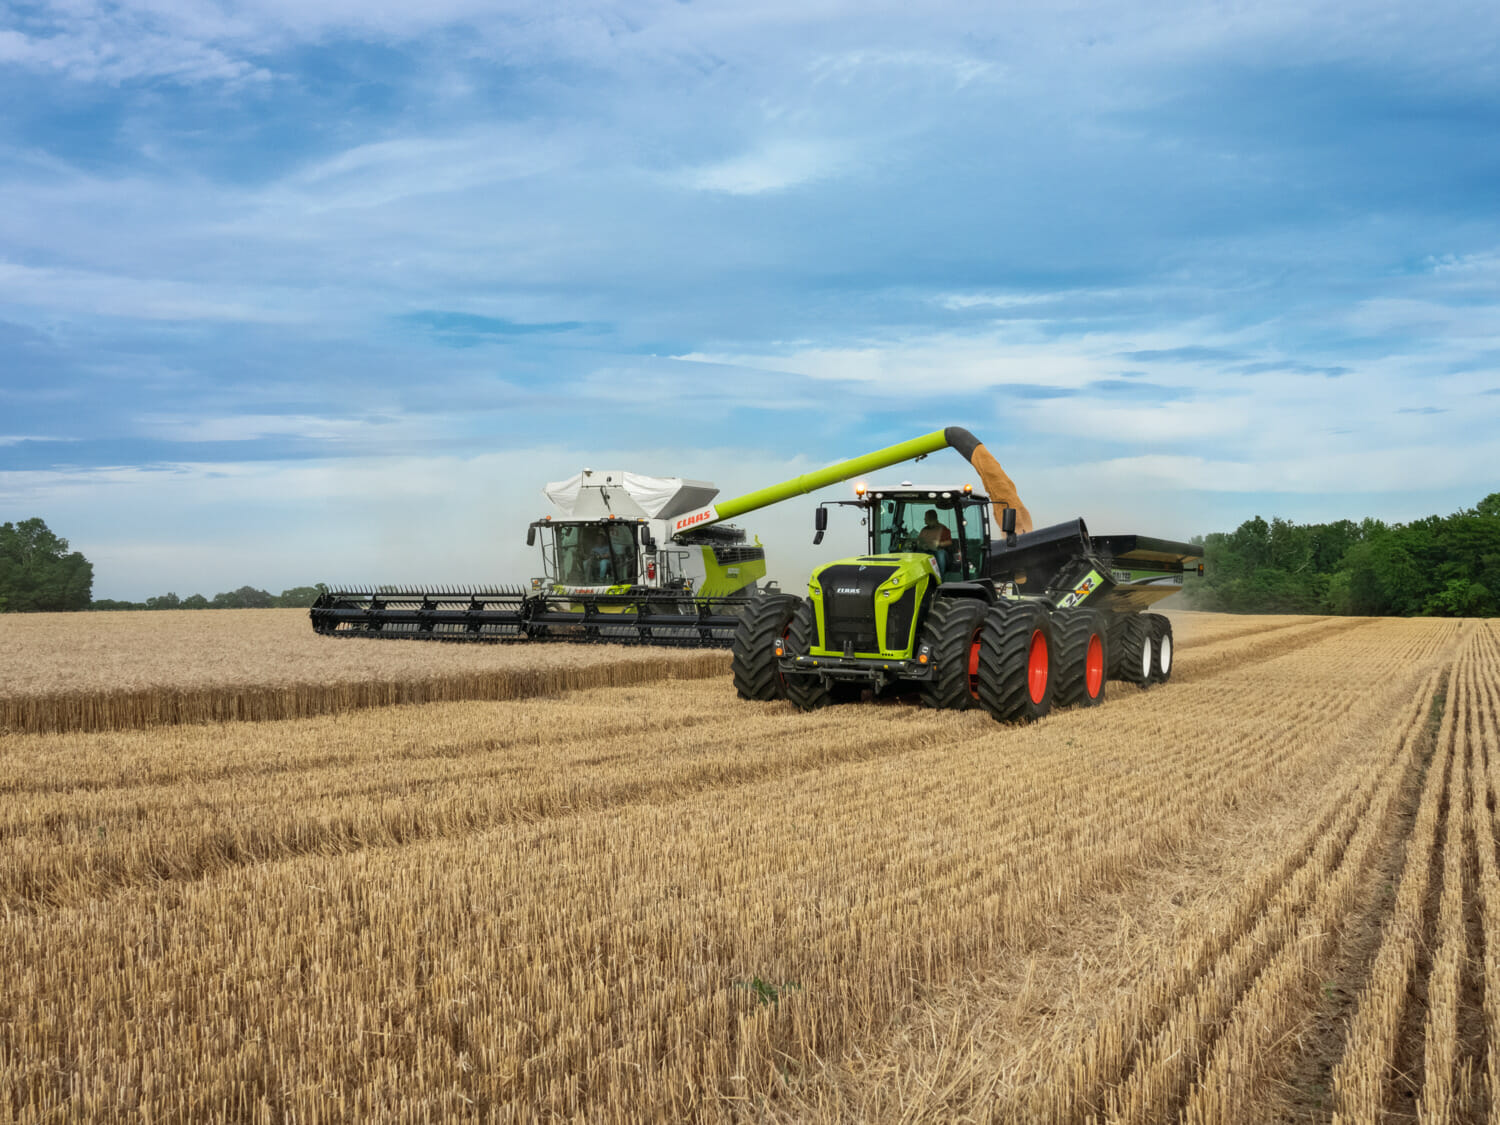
<box><xmin>1</xmin><ymin>0</ymin><xmax>1497</xmax><ymax>598</ymax></box>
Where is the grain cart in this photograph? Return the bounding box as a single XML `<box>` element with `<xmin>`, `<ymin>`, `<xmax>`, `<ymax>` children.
<box><xmin>729</xmin><ymin>471</ymin><xmax>1201</xmax><ymax>722</ymax></box>
<box><xmin>310</xmin><ymin>427</ymin><xmax>1025</xmax><ymax>648</ymax></box>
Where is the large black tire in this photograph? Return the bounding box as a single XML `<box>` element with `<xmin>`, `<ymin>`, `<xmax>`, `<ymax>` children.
<box><xmin>917</xmin><ymin>596</ymin><xmax>988</xmax><ymax>710</ymax></box>
<box><xmin>976</xmin><ymin>601</ymin><xmax>1055</xmax><ymax>723</ymax></box>
<box><xmin>1111</xmin><ymin>614</ymin><xmax>1153</xmax><ymax>688</ymax></box>
<box><xmin>783</xmin><ymin>598</ymin><xmax>834</xmax><ymax>711</ymax></box>
<box><xmin>1053</xmin><ymin>609</ymin><xmax>1109</xmax><ymax>708</ymax></box>
<box><xmin>730</xmin><ymin>594</ymin><xmax>799</xmax><ymax>700</ymax></box>
<box><xmin>1146</xmin><ymin>613</ymin><xmax>1174</xmax><ymax>684</ymax></box>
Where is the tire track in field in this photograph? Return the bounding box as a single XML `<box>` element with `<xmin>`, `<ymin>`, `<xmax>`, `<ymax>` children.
<box><xmin>1170</xmin><ymin>616</ymin><xmax>1375</xmax><ymax>686</ymax></box>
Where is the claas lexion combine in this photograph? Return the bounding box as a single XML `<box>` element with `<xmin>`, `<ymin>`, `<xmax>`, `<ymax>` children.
<box><xmin>312</xmin><ymin>426</ymin><xmax>1202</xmax><ymax>721</ymax></box>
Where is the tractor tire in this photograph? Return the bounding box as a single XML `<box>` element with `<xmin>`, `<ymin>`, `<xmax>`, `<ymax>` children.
<box><xmin>783</xmin><ymin>598</ymin><xmax>835</xmax><ymax>711</ymax></box>
<box><xmin>730</xmin><ymin>594</ymin><xmax>799</xmax><ymax>701</ymax></box>
<box><xmin>975</xmin><ymin>601</ymin><xmax>1055</xmax><ymax>723</ymax></box>
<box><xmin>1112</xmin><ymin>614</ymin><xmax>1153</xmax><ymax>688</ymax></box>
<box><xmin>1146</xmin><ymin>613</ymin><xmax>1174</xmax><ymax>684</ymax></box>
<box><xmin>917</xmin><ymin>596</ymin><xmax>988</xmax><ymax>710</ymax></box>
<box><xmin>1053</xmin><ymin>609</ymin><xmax>1109</xmax><ymax>708</ymax></box>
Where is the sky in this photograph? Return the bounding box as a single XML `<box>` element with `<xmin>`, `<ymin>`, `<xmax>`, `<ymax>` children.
<box><xmin>1</xmin><ymin>0</ymin><xmax>1497</xmax><ymax>599</ymax></box>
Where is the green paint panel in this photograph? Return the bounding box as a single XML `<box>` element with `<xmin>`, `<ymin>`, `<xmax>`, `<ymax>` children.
<box><xmin>712</xmin><ymin>430</ymin><xmax>952</xmax><ymax>521</ymax></box>
<box><xmin>805</xmin><ymin>552</ymin><xmax>937</xmax><ymax>659</ymax></box>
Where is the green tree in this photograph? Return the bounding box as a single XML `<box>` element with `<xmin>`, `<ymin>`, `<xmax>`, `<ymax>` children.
<box><xmin>146</xmin><ymin>592</ymin><xmax>182</xmax><ymax>610</ymax></box>
<box><xmin>275</xmin><ymin>584</ymin><xmax>327</xmax><ymax>608</ymax></box>
<box><xmin>210</xmin><ymin>586</ymin><xmax>275</xmax><ymax>609</ymax></box>
<box><xmin>181</xmin><ymin>594</ymin><xmax>210</xmax><ymax>609</ymax></box>
<box><xmin>0</xmin><ymin>518</ymin><xmax>94</xmax><ymax>611</ymax></box>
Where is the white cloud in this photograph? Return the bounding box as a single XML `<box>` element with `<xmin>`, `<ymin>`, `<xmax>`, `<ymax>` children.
<box><xmin>0</xmin><ymin>261</ymin><xmax>300</xmax><ymax>323</ymax></box>
<box><xmin>680</xmin><ymin>139</ymin><xmax>848</xmax><ymax>195</ymax></box>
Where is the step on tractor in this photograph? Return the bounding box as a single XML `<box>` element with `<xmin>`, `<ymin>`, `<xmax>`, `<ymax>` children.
<box><xmin>309</xmin><ymin>428</ymin><xmax>1027</xmax><ymax>649</ymax></box>
<box><xmin>729</xmin><ymin>444</ymin><xmax>1202</xmax><ymax>722</ymax></box>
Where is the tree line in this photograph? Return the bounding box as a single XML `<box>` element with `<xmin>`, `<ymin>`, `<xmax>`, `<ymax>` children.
<box><xmin>90</xmin><ymin>585</ymin><xmax>329</xmax><ymax>611</ymax></box>
<box><xmin>0</xmin><ymin>519</ymin><xmax>325</xmax><ymax>612</ymax></box>
<box><xmin>7</xmin><ymin>496</ymin><xmax>1500</xmax><ymax>617</ymax></box>
<box><xmin>1183</xmin><ymin>492</ymin><xmax>1500</xmax><ymax>616</ymax></box>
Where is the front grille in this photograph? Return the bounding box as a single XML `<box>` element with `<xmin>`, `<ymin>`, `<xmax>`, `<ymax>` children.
<box><xmin>884</xmin><ymin>585</ymin><xmax>919</xmax><ymax>651</ymax></box>
<box><xmin>710</xmin><ymin>545</ymin><xmax>766</xmax><ymax>566</ymax></box>
<box><xmin>817</xmin><ymin>564</ymin><xmax>895</xmax><ymax>653</ymax></box>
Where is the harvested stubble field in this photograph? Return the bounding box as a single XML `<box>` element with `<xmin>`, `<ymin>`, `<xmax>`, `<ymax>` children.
<box><xmin>2</xmin><ymin>609</ymin><xmax>1498</xmax><ymax>1123</ymax></box>
<box><xmin>0</xmin><ymin>608</ymin><xmax>724</xmax><ymax>733</ymax></box>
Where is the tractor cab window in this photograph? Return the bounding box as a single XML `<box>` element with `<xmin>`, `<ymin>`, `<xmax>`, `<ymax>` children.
<box><xmin>871</xmin><ymin>497</ymin><xmax>974</xmax><ymax>581</ymax></box>
<box><xmin>555</xmin><ymin>522</ymin><xmax>638</xmax><ymax>586</ymax></box>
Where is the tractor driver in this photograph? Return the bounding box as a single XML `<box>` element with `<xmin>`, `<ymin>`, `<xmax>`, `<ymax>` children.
<box><xmin>917</xmin><ymin>509</ymin><xmax>953</xmax><ymax>574</ymax></box>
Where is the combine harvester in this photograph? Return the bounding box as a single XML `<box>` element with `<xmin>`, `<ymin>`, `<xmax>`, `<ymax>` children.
<box><xmin>311</xmin><ymin>429</ymin><xmax>1009</xmax><ymax>647</ymax></box>
<box><xmin>729</xmin><ymin>430</ymin><xmax>1202</xmax><ymax>722</ymax></box>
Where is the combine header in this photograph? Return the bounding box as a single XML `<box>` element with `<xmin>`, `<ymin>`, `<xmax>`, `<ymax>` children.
<box><xmin>311</xmin><ymin>429</ymin><xmax>1020</xmax><ymax>648</ymax></box>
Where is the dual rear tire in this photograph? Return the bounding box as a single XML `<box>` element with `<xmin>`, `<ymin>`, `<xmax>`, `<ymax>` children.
<box><xmin>962</xmin><ymin>604</ymin><xmax>1144</xmax><ymax>722</ymax></box>
<box><xmin>975</xmin><ymin>602</ymin><xmax>1056</xmax><ymax>723</ymax></box>
<box><xmin>1111</xmin><ymin>612</ymin><xmax>1174</xmax><ymax>688</ymax></box>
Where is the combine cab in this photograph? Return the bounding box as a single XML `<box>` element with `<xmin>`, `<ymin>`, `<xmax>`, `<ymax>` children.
<box><xmin>731</xmin><ymin>481</ymin><xmax>1201</xmax><ymax>721</ymax></box>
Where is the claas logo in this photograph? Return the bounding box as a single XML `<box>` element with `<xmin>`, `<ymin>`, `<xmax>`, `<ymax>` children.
<box><xmin>674</xmin><ymin>510</ymin><xmax>715</xmax><ymax>531</ymax></box>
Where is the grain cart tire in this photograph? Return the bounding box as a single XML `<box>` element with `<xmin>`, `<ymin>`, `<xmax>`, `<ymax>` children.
<box><xmin>1112</xmin><ymin>614</ymin><xmax>1153</xmax><ymax>688</ymax></box>
<box><xmin>976</xmin><ymin>602</ymin><xmax>1055</xmax><ymax>723</ymax></box>
<box><xmin>1053</xmin><ymin>609</ymin><xmax>1109</xmax><ymax>708</ymax></box>
<box><xmin>1146</xmin><ymin>613</ymin><xmax>1174</xmax><ymax>684</ymax></box>
<box><xmin>918</xmin><ymin>597</ymin><xmax>988</xmax><ymax>710</ymax></box>
<box><xmin>731</xmin><ymin>594</ymin><xmax>799</xmax><ymax>700</ymax></box>
<box><xmin>783</xmin><ymin>598</ymin><xmax>835</xmax><ymax>711</ymax></box>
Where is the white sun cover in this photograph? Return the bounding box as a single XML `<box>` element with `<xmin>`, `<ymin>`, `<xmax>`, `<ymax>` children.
<box><xmin>543</xmin><ymin>470</ymin><xmax>720</xmax><ymax>520</ymax></box>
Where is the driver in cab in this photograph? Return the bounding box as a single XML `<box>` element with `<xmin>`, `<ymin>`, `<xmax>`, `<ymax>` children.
<box><xmin>917</xmin><ymin>509</ymin><xmax>952</xmax><ymax>574</ymax></box>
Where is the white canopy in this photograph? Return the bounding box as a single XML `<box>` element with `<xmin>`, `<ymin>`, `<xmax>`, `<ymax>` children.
<box><xmin>543</xmin><ymin>470</ymin><xmax>720</xmax><ymax>520</ymax></box>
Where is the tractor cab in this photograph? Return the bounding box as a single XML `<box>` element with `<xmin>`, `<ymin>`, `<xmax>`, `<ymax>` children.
<box><xmin>815</xmin><ymin>485</ymin><xmax>993</xmax><ymax>584</ymax></box>
<box><xmin>863</xmin><ymin>486</ymin><xmax>991</xmax><ymax>582</ymax></box>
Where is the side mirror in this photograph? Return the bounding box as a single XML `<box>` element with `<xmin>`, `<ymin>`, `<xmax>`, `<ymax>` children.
<box><xmin>1001</xmin><ymin>508</ymin><xmax>1016</xmax><ymax>535</ymax></box>
<box><xmin>526</xmin><ymin>525</ymin><xmax>537</xmax><ymax>547</ymax></box>
<box><xmin>814</xmin><ymin>507</ymin><xmax>828</xmax><ymax>532</ymax></box>
<box><xmin>641</xmin><ymin>528</ymin><xmax>656</xmax><ymax>551</ymax></box>
<box><xmin>813</xmin><ymin>530</ymin><xmax>825</xmax><ymax>546</ymax></box>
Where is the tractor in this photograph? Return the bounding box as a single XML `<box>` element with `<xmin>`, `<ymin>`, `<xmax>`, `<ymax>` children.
<box><xmin>730</xmin><ymin>481</ymin><xmax>1199</xmax><ymax>721</ymax></box>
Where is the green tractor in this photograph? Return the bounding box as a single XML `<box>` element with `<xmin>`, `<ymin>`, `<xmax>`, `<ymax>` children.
<box><xmin>731</xmin><ymin>483</ymin><xmax>1200</xmax><ymax>722</ymax></box>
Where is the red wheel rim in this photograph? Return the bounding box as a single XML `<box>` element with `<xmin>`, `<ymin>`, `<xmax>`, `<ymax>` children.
<box><xmin>1085</xmin><ymin>634</ymin><xmax>1104</xmax><ymax>698</ymax></box>
<box><xmin>967</xmin><ymin>627</ymin><xmax>983</xmax><ymax>700</ymax></box>
<box><xmin>1027</xmin><ymin>629</ymin><xmax>1048</xmax><ymax>704</ymax></box>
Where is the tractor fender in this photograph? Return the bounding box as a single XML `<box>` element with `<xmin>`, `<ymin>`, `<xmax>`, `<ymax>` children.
<box><xmin>933</xmin><ymin>581</ymin><xmax>996</xmax><ymax>604</ymax></box>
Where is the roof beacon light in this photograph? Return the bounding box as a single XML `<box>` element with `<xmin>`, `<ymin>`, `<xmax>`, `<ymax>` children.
<box><xmin>963</xmin><ymin>483</ymin><xmax>973</xmax><ymax>494</ymax></box>
<box><xmin>854</xmin><ymin>481</ymin><xmax>867</xmax><ymax>496</ymax></box>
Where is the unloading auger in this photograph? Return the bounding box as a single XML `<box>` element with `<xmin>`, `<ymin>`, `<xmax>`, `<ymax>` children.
<box><xmin>309</xmin><ymin>428</ymin><xmax>1022</xmax><ymax>647</ymax></box>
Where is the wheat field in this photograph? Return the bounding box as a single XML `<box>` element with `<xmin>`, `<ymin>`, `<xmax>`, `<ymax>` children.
<box><xmin>0</xmin><ymin>609</ymin><xmax>724</xmax><ymax>733</ymax></box>
<box><xmin>2</xmin><ymin>610</ymin><xmax>1497</xmax><ymax>1122</ymax></box>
